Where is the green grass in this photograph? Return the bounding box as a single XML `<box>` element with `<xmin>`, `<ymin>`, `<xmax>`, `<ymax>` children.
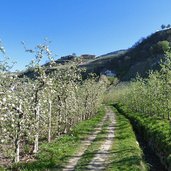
<box><xmin>0</xmin><ymin>167</ymin><xmax>5</xmax><ymax>171</ymax></box>
<box><xmin>74</xmin><ymin>119</ymin><xmax>110</xmax><ymax>170</ymax></box>
<box><xmin>106</xmin><ymin>106</ymin><xmax>148</xmax><ymax>171</ymax></box>
<box><xmin>115</xmin><ymin>103</ymin><xmax>171</xmax><ymax>170</ymax></box>
<box><xmin>11</xmin><ymin>106</ymin><xmax>105</xmax><ymax>171</ymax></box>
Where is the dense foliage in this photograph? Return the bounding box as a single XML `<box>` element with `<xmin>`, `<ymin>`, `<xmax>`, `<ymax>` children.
<box><xmin>0</xmin><ymin>43</ymin><xmax>106</xmax><ymax>166</ymax></box>
<box><xmin>107</xmin><ymin>106</ymin><xmax>148</xmax><ymax>171</ymax></box>
<box><xmin>107</xmin><ymin>50</ymin><xmax>171</xmax><ymax>120</ymax></box>
<box><xmin>103</xmin><ymin>50</ymin><xmax>171</xmax><ymax>170</ymax></box>
<box><xmin>115</xmin><ymin>104</ymin><xmax>171</xmax><ymax>170</ymax></box>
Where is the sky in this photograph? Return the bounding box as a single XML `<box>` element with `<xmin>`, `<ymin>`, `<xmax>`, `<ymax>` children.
<box><xmin>0</xmin><ymin>0</ymin><xmax>171</xmax><ymax>71</ymax></box>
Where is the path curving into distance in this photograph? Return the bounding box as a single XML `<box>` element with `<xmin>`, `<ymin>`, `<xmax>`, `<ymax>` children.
<box><xmin>62</xmin><ymin>111</ymin><xmax>109</xmax><ymax>171</ymax></box>
<box><xmin>85</xmin><ymin>108</ymin><xmax>115</xmax><ymax>170</ymax></box>
<box><xmin>62</xmin><ymin>107</ymin><xmax>115</xmax><ymax>171</ymax></box>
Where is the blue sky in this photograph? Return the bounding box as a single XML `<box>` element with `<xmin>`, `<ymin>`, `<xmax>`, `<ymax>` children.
<box><xmin>0</xmin><ymin>0</ymin><xmax>171</xmax><ymax>71</ymax></box>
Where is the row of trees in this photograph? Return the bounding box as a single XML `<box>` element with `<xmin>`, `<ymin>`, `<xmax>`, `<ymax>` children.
<box><xmin>161</xmin><ymin>24</ymin><xmax>171</xmax><ymax>30</ymax></box>
<box><xmin>0</xmin><ymin>43</ymin><xmax>106</xmax><ymax>164</ymax></box>
<box><xmin>117</xmin><ymin>50</ymin><xmax>171</xmax><ymax>120</ymax></box>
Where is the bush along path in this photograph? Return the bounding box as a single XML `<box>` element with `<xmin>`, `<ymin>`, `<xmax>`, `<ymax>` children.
<box><xmin>106</xmin><ymin>106</ymin><xmax>148</xmax><ymax>171</ymax></box>
<box><xmin>114</xmin><ymin>104</ymin><xmax>169</xmax><ymax>171</ymax></box>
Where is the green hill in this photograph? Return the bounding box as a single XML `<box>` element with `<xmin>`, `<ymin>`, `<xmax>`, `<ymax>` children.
<box><xmin>81</xmin><ymin>28</ymin><xmax>171</xmax><ymax>81</ymax></box>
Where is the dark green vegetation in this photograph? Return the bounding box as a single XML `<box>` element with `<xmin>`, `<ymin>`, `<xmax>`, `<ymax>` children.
<box><xmin>115</xmin><ymin>104</ymin><xmax>171</xmax><ymax>171</ymax></box>
<box><xmin>0</xmin><ymin>167</ymin><xmax>4</xmax><ymax>171</ymax></box>
<box><xmin>82</xmin><ymin>28</ymin><xmax>171</xmax><ymax>80</ymax></box>
<box><xmin>105</xmin><ymin>48</ymin><xmax>171</xmax><ymax>118</ymax></box>
<box><xmin>106</xmin><ymin>106</ymin><xmax>148</xmax><ymax>171</ymax></box>
<box><xmin>97</xmin><ymin>49</ymin><xmax>127</xmax><ymax>59</ymax></box>
<box><xmin>10</xmin><ymin>107</ymin><xmax>105</xmax><ymax>171</ymax></box>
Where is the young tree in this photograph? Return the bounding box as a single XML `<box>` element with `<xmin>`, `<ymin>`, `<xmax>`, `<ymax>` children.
<box><xmin>161</xmin><ymin>24</ymin><xmax>166</xmax><ymax>29</ymax></box>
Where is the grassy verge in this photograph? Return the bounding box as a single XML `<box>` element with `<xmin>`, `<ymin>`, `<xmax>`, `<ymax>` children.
<box><xmin>74</xmin><ymin>119</ymin><xmax>110</xmax><ymax>170</ymax></box>
<box><xmin>0</xmin><ymin>167</ymin><xmax>5</xmax><ymax>171</ymax></box>
<box><xmin>11</xmin><ymin>106</ymin><xmax>105</xmax><ymax>171</ymax></box>
<box><xmin>106</xmin><ymin>106</ymin><xmax>148</xmax><ymax>171</ymax></box>
<box><xmin>115</xmin><ymin>103</ymin><xmax>171</xmax><ymax>170</ymax></box>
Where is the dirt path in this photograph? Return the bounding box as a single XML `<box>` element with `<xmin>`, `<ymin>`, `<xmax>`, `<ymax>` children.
<box><xmin>62</xmin><ymin>107</ymin><xmax>115</xmax><ymax>171</ymax></box>
<box><xmin>86</xmin><ymin>108</ymin><xmax>115</xmax><ymax>170</ymax></box>
<box><xmin>62</xmin><ymin>111</ymin><xmax>109</xmax><ymax>171</ymax></box>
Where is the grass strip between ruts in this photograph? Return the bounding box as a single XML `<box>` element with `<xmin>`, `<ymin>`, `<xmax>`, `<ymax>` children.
<box><xmin>74</xmin><ymin>119</ymin><xmax>110</xmax><ymax>170</ymax></box>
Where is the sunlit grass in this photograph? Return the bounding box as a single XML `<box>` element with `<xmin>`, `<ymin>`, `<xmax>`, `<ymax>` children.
<box><xmin>106</xmin><ymin>107</ymin><xmax>148</xmax><ymax>171</ymax></box>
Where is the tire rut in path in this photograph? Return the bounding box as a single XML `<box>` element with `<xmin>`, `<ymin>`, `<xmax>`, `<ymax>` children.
<box><xmin>62</xmin><ymin>112</ymin><xmax>109</xmax><ymax>171</ymax></box>
<box><xmin>85</xmin><ymin>108</ymin><xmax>115</xmax><ymax>171</ymax></box>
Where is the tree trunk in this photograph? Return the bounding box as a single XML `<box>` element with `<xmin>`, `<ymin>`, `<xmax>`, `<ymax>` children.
<box><xmin>48</xmin><ymin>100</ymin><xmax>52</xmax><ymax>142</ymax></box>
<box><xmin>14</xmin><ymin>103</ymin><xmax>22</xmax><ymax>163</ymax></box>
<box><xmin>14</xmin><ymin>138</ymin><xmax>20</xmax><ymax>163</ymax></box>
<box><xmin>14</xmin><ymin>124</ymin><xmax>20</xmax><ymax>163</ymax></box>
<box><xmin>57</xmin><ymin>110</ymin><xmax>62</xmax><ymax>136</ymax></box>
<box><xmin>33</xmin><ymin>105</ymin><xmax>40</xmax><ymax>153</ymax></box>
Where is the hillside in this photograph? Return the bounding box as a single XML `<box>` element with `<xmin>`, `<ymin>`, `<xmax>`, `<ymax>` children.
<box><xmin>97</xmin><ymin>49</ymin><xmax>127</xmax><ymax>59</ymax></box>
<box><xmin>21</xmin><ymin>28</ymin><xmax>171</xmax><ymax>81</ymax></box>
<box><xmin>81</xmin><ymin>28</ymin><xmax>171</xmax><ymax>81</ymax></box>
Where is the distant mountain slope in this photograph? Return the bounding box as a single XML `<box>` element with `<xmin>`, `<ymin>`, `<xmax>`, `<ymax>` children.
<box><xmin>97</xmin><ymin>50</ymin><xmax>127</xmax><ymax>59</ymax></box>
<box><xmin>81</xmin><ymin>28</ymin><xmax>171</xmax><ymax>81</ymax></box>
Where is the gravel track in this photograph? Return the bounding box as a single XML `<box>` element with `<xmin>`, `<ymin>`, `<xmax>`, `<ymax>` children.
<box><xmin>85</xmin><ymin>108</ymin><xmax>115</xmax><ymax>171</ymax></box>
<box><xmin>62</xmin><ymin>112</ymin><xmax>109</xmax><ymax>171</ymax></box>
